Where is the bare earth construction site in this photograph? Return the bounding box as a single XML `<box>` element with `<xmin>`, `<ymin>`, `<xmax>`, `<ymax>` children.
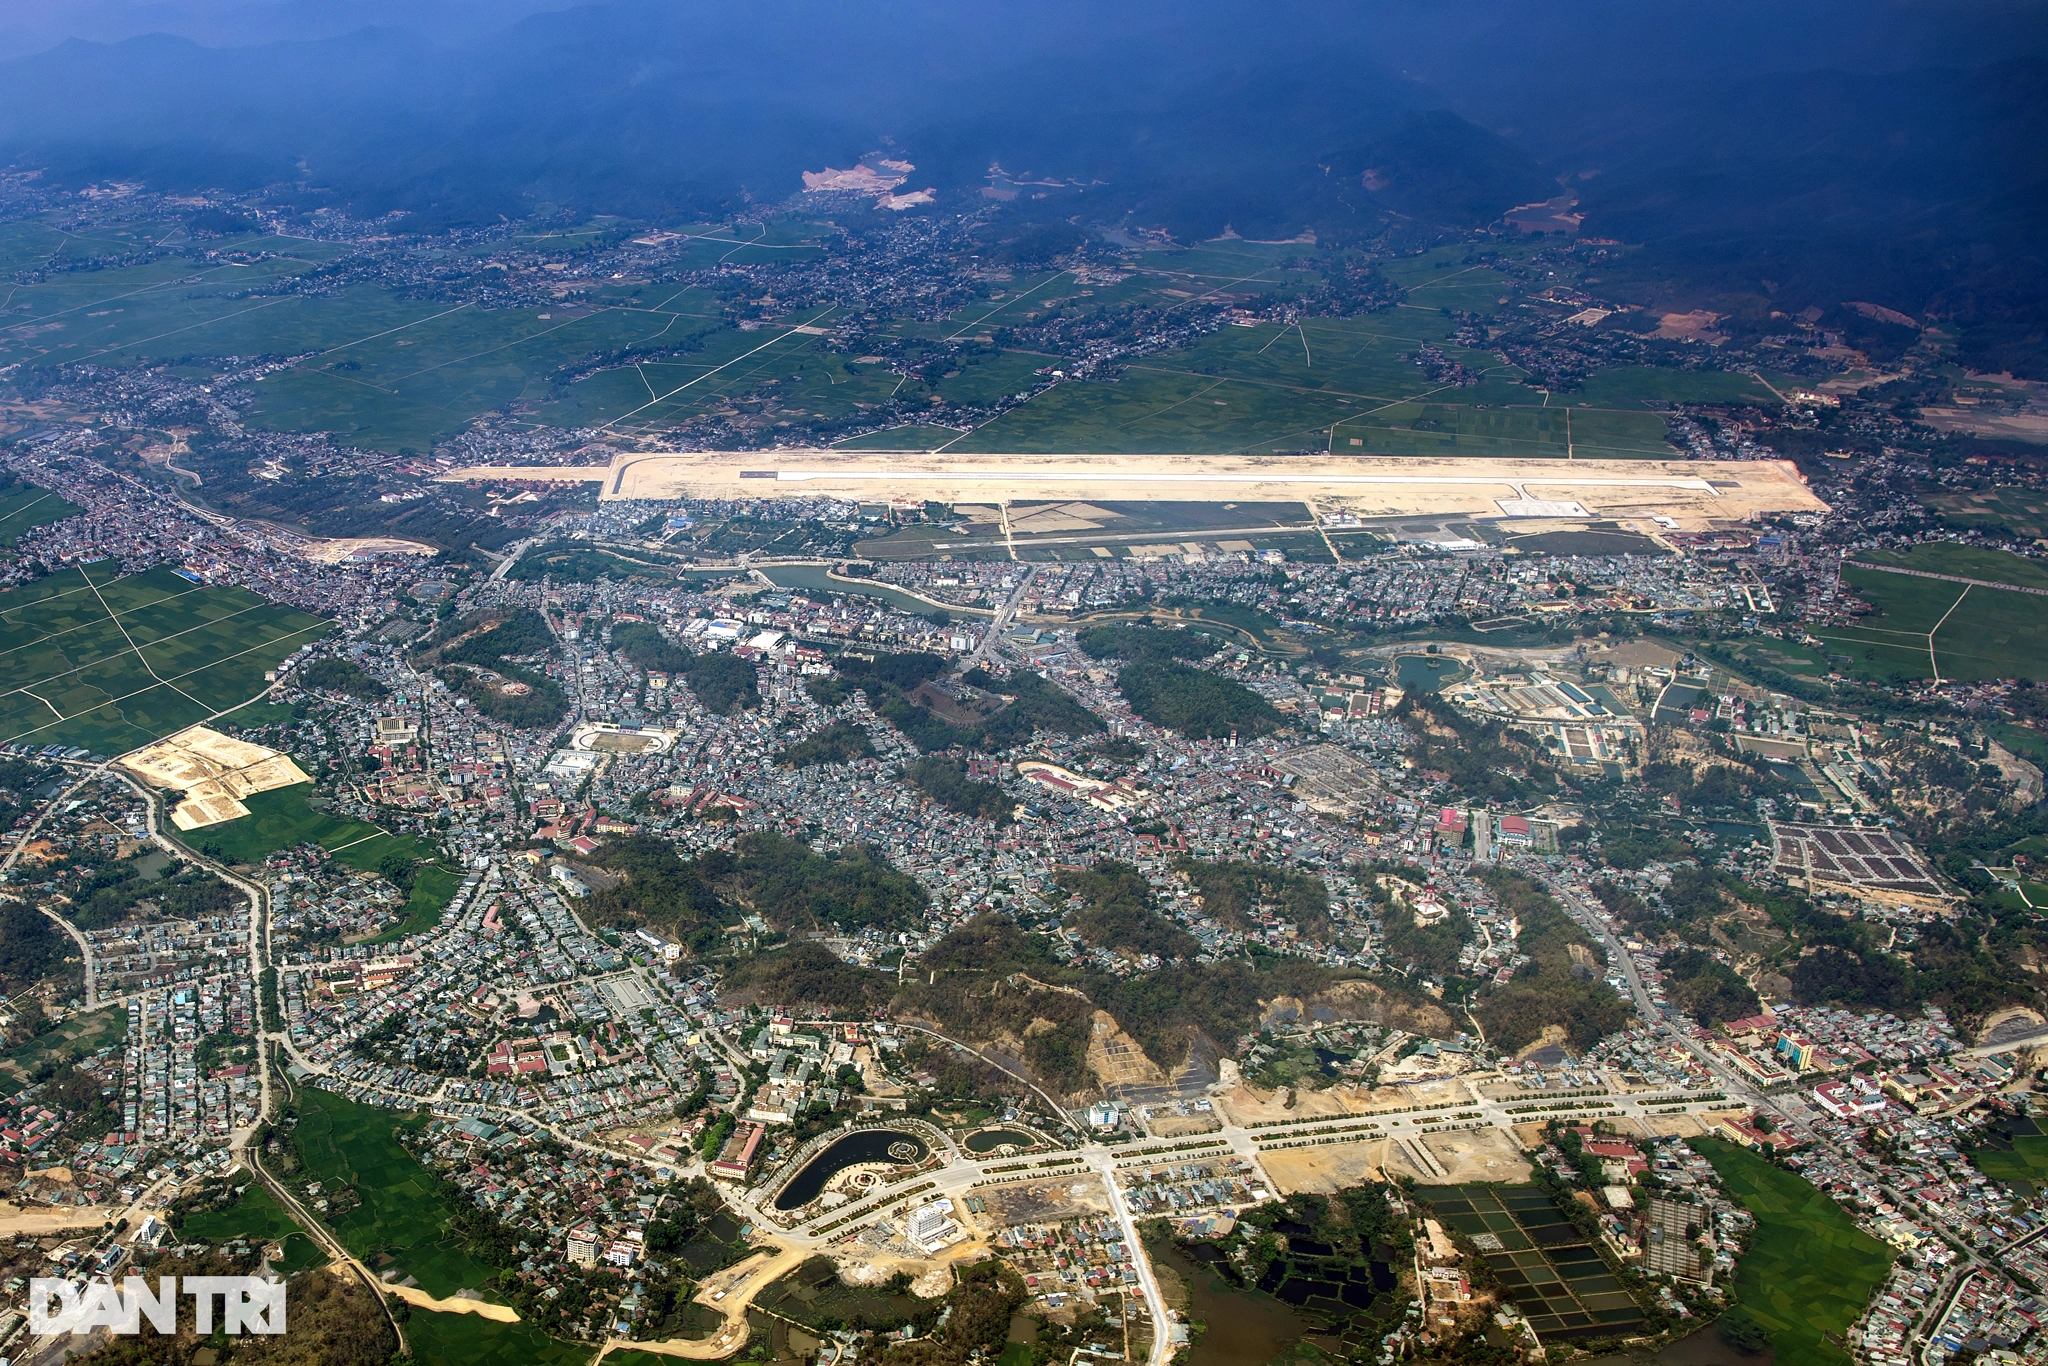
<box><xmin>441</xmin><ymin>452</ymin><xmax>1827</xmax><ymax>531</ymax></box>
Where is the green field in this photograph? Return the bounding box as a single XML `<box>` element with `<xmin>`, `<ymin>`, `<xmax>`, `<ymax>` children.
<box><xmin>179</xmin><ymin>1181</ymin><xmax>328</xmax><ymax>1272</ymax></box>
<box><xmin>0</xmin><ymin>1003</ymin><xmax>125</xmax><ymax>1096</ymax></box>
<box><xmin>1818</xmin><ymin>543</ymin><xmax>2048</xmax><ymax>681</ymax></box>
<box><xmin>0</xmin><ymin>562</ymin><xmax>330</xmax><ymax>756</ymax></box>
<box><xmin>0</xmin><ymin>480</ymin><xmax>82</xmax><ymax>547</ymax></box>
<box><xmin>1693</xmin><ymin>1136</ymin><xmax>1892</xmax><ymax>1364</ymax></box>
<box><xmin>831</xmin><ymin>424</ymin><xmax>968</xmax><ymax>450</ymax></box>
<box><xmin>0</xmin><ymin>207</ymin><xmax>1778</xmax><ymax>459</ymax></box>
<box><xmin>402</xmin><ymin>1303</ymin><xmax>595</xmax><ymax>1366</ymax></box>
<box><xmin>1968</xmin><ymin>1117</ymin><xmax>2048</xmax><ymax>1194</ymax></box>
<box><xmin>179</xmin><ymin>783</ymin><xmax>456</xmax><ymax>936</ymax></box>
<box><xmin>292</xmin><ymin>1089</ymin><xmax>503</xmax><ymax>1299</ymax></box>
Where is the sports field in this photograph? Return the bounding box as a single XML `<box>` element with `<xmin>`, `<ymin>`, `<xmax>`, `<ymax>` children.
<box><xmin>0</xmin><ymin>562</ymin><xmax>330</xmax><ymax>756</ymax></box>
<box><xmin>1820</xmin><ymin>543</ymin><xmax>2048</xmax><ymax>682</ymax></box>
<box><xmin>181</xmin><ymin>783</ymin><xmax>457</xmax><ymax>939</ymax></box>
<box><xmin>1693</xmin><ymin>1136</ymin><xmax>1892</xmax><ymax>1364</ymax></box>
<box><xmin>0</xmin><ymin>480</ymin><xmax>81</xmax><ymax>547</ymax></box>
<box><xmin>292</xmin><ymin>1089</ymin><xmax>503</xmax><ymax>1301</ymax></box>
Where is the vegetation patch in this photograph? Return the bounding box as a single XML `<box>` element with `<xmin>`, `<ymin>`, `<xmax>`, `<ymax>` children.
<box><xmin>1692</xmin><ymin>1136</ymin><xmax>1892</xmax><ymax>1365</ymax></box>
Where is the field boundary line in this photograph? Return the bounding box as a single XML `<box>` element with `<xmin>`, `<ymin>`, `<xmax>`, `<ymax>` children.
<box><xmin>0</xmin><ymin>621</ymin><xmax>331</xmax><ymax>747</ymax></box>
<box><xmin>0</xmin><ymin>597</ymin><xmax>292</xmax><ymax>701</ymax></box>
<box><xmin>1844</xmin><ymin>559</ymin><xmax>2048</xmax><ymax>597</ymax></box>
<box><xmin>82</xmin><ymin>567</ymin><xmax>205</xmax><ymax>710</ymax></box>
<box><xmin>1928</xmin><ymin>584</ymin><xmax>1970</xmax><ymax>681</ymax></box>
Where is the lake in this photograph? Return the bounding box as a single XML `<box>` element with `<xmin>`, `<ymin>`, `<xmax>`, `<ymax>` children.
<box><xmin>1396</xmin><ymin>654</ymin><xmax>1467</xmax><ymax>693</ymax></box>
<box><xmin>772</xmin><ymin>1128</ymin><xmax>927</xmax><ymax>1211</ymax></box>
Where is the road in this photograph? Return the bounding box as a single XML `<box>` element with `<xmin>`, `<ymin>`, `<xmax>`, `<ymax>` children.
<box><xmin>958</xmin><ymin>564</ymin><xmax>1038</xmax><ymax>670</ymax></box>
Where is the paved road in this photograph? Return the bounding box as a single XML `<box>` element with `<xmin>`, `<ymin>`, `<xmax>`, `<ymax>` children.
<box><xmin>959</xmin><ymin>564</ymin><xmax>1038</xmax><ymax>670</ymax></box>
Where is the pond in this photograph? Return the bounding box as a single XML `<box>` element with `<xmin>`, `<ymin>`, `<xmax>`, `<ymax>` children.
<box><xmin>1395</xmin><ymin>654</ymin><xmax>1467</xmax><ymax>693</ymax></box>
<box><xmin>1156</xmin><ymin>1239</ymin><xmax>1313</xmax><ymax>1366</ymax></box>
<box><xmin>963</xmin><ymin>1128</ymin><xmax>1036</xmax><ymax>1154</ymax></box>
<box><xmin>772</xmin><ymin>1128</ymin><xmax>927</xmax><ymax>1211</ymax></box>
<box><xmin>760</xmin><ymin>566</ymin><xmax>976</xmax><ymax>618</ymax></box>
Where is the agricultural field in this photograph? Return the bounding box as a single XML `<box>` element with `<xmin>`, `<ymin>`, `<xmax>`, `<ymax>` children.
<box><xmin>0</xmin><ymin>562</ymin><xmax>330</xmax><ymax>756</ymax></box>
<box><xmin>0</xmin><ymin>206</ymin><xmax>1765</xmax><ymax>460</ymax></box>
<box><xmin>1421</xmin><ymin>1183</ymin><xmax>1646</xmax><ymax>1341</ymax></box>
<box><xmin>0</xmin><ymin>479</ymin><xmax>81</xmax><ymax>547</ymax></box>
<box><xmin>290</xmin><ymin>1089</ymin><xmax>504</xmax><ymax>1301</ymax></box>
<box><xmin>1693</xmin><ymin>1136</ymin><xmax>1893</xmax><ymax>1365</ymax></box>
<box><xmin>1925</xmin><ymin>486</ymin><xmax>2048</xmax><ymax>540</ymax></box>
<box><xmin>832</xmin><ymin>424</ymin><xmax>968</xmax><ymax>450</ymax></box>
<box><xmin>1821</xmin><ymin>543</ymin><xmax>2048</xmax><ymax>682</ymax></box>
<box><xmin>0</xmin><ymin>1004</ymin><xmax>125</xmax><ymax>1097</ymax></box>
<box><xmin>401</xmin><ymin>1305</ymin><xmax>595</xmax><ymax>1366</ymax></box>
<box><xmin>178</xmin><ymin>1181</ymin><xmax>328</xmax><ymax>1273</ymax></box>
<box><xmin>1969</xmin><ymin>1116</ymin><xmax>2048</xmax><ymax>1195</ymax></box>
<box><xmin>180</xmin><ymin>783</ymin><xmax>456</xmax><ymax>939</ymax></box>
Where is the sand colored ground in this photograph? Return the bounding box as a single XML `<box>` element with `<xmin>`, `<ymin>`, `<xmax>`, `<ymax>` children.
<box><xmin>438</xmin><ymin>453</ymin><xmax>1827</xmax><ymax>531</ymax></box>
<box><xmin>1261</xmin><ymin>1125</ymin><xmax>1532</xmax><ymax>1194</ymax></box>
<box><xmin>613</xmin><ymin>1240</ymin><xmax>811</xmax><ymax>1361</ymax></box>
<box><xmin>386</xmin><ymin>1282</ymin><xmax>520</xmax><ymax>1322</ymax></box>
<box><xmin>295</xmin><ymin>536</ymin><xmax>440</xmax><ymax>564</ymax></box>
<box><xmin>0</xmin><ymin>1201</ymin><xmax>123</xmax><ymax>1235</ymax></box>
<box><xmin>1215</xmin><ymin>1076</ymin><xmax>1477</xmax><ymax>1127</ymax></box>
<box><xmin>120</xmin><ymin>725</ymin><xmax>312</xmax><ymax>830</ymax></box>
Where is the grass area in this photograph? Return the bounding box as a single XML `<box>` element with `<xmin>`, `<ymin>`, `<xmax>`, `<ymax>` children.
<box><xmin>0</xmin><ymin>1004</ymin><xmax>126</xmax><ymax>1097</ymax></box>
<box><xmin>0</xmin><ymin>480</ymin><xmax>82</xmax><ymax>546</ymax></box>
<box><xmin>179</xmin><ymin>1181</ymin><xmax>328</xmax><ymax>1273</ymax></box>
<box><xmin>1968</xmin><ymin>1117</ymin><xmax>2048</xmax><ymax>1194</ymax></box>
<box><xmin>292</xmin><ymin>1089</ymin><xmax>501</xmax><ymax>1300</ymax></box>
<box><xmin>1819</xmin><ymin>543</ymin><xmax>2048</xmax><ymax>681</ymax></box>
<box><xmin>1693</xmin><ymin>1136</ymin><xmax>1892</xmax><ymax>1364</ymax></box>
<box><xmin>401</xmin><ymin>1304</ymin><xmax>595</xmax><ymax>1366</ymax></box>
<box><xmin>832</xmin><ymin>424</ymin><xmax>966</xmax><ymax>450</ymax></box>
<box><xmin>0</xmin><ymin>563</ymin><xmax>330</xmax><ymax>755</ymax></box>
<box><xmin>181</xmin><ymin>783</ymin><xmax>456</xmax><ymax>933</ymax></box>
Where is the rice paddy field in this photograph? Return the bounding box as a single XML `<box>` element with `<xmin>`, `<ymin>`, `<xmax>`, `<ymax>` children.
<box><xmin>1820</xmin><ymin>542</ymin><xmax>2048</xmax><ymax>682</ymax></box>
<box><xmin>401</xmin><ymin>1307</ymin><xmax>595</xmax><ymax>1366</ymax></box>
<box><xmin>1420</xmin><ymin>1183</ymin><xmax>1646</xmax><ymax>1341</ymax></box>
<box><xmin>1692</xmin><ymin>1136</ymin><xmax>1892</xmax><ymax>1365</ymax></box>
<box><xmin>1968</xmin><ymin>1115</ymin><xmax>2048</xmax><ymax>1196</ymax></box>
<box><xmin>0</xmin><ymin>562</ymin><xmax>330</xmax><ymax>756</ymax></box>
<box><xmin>0</xmin><ymin>479</ymin><xmax>81</xmax><ymax>547</ymax></box>
<box><xmin>0</xmin><ymin>207</ymin><xmax>1754</xmax><ymax>459</ymax></box>
<box><xmin>179</xmin><ymin>783</ymin><xmax>457</xmax><ymax>938</ymax></box>
<box><xmin>177</xmin><ymin>1181</ymin><xmax>328</xmax><ymax>1273</ymax></box>
<box><xmin>290</xmin><ymin>1089</ymin><xmax>501</xmax><ymax>1301</ymax></box>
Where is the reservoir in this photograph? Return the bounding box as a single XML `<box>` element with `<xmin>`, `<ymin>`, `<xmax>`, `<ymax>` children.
<box><xmin>1395</xmin><ymin>654</ymin><xmax>1467</xmax><ymax>693</ymax></box>
<box><xmin>772</xmin><ymin>1128</ymin><xmax>927</xmax><ymax>1211</ymax></box>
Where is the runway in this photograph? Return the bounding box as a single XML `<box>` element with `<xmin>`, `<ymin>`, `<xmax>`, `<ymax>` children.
<box><xmin>438</xmin><ymin>450</ymin><xmax>1828</xmax><ymax>529</ymax></box>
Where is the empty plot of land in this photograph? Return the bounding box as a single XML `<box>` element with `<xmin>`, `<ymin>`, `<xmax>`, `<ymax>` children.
<box><xmin>0</xmin><ymin>563</ymin><xmax>329</xmax><ymax>756</ymax></box>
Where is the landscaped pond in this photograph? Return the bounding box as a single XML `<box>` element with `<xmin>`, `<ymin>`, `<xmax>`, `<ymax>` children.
<box><xmin>772</xmin><ymin>1129</ymin><xmax>927</xmax><ymax>1211</ymax></box>
<box><xmin>963</xmin><ymin>1127</ymin><xmax>1036</xmax><ymax>1154</ymax></box>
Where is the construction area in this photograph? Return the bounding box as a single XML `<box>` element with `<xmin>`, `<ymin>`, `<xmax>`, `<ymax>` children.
<box><xmin>118</xmin><ymin>725</ymin><xmax>312</xmax><ymax>830</ymax></box>
<box><xmin>438</xmin><ymin>452</ymin><xmax>1828</xmax><ymax>531</ymax></box>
